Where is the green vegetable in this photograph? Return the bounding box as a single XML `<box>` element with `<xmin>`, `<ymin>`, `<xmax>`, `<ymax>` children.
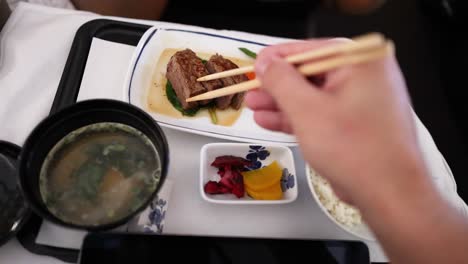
<box><xmin>86</xmin><ymin>143</ymin><xmax>105</xmax><ymax>157</ymax></box>
<box><xmin>197</xmin><ymin>57</ymin><xmax>207</xmax><ymax>64</ymax></box>
<box><xmin>71</xmin><ymin>139</ymin><xmax>156</xmax><ymax>201</ymax></box>
<box><xmin>208</xmin><ymin>106</ymin><xmax>218</xmax><ymax>125</ymax></box>
<box><xmin>102</xmin><ymin>144</ymin><xmax>126</xmax><ymax>155</ymax></box>
<box><xmin>74</xmin><ymin>161</ymin><xmax>106</xmax><ymax>200</ymax></box>
<box><xmin>239</xmin><ymin>47</ymin><xmax>257</xmax><ymax>59</ymax></box>
<box><xmin>166</xmin><ymin>81</ymin><xmax>199</xmax><ymax>116</ymax></box>
<box><xmin>165</xmin><ymin>80</ymin><xmax>223</xmax><ymax>124</ymax></box>
<box><xmin>137</xmin><ymin>160</ymin><xmax>146</xmax><ymax>169</ymax></box>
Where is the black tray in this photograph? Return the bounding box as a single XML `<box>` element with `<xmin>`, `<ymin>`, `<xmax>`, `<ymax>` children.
<box><xmin>16</xmin><ymin>19</ymin><xmax>150</xmax><ymax>263</ymax></box>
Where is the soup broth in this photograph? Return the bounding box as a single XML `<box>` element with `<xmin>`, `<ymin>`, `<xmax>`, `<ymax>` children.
<box><xmin>39</xmin><ymin>123</ymin><xmax>161</xmax><ymax>226</ymax></box>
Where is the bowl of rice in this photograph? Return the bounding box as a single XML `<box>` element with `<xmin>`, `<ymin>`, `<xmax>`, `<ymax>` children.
<box><xmin>306</xmin><ymin>164</ymin><xmax>376</xmax><ymax>241</ymax></box>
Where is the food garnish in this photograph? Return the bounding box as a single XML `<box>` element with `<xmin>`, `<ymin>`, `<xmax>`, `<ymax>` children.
<box><xmin>245</xmin><ymin>72</ymin><xmax>256</xmax><ymax>80</ymax></box>
<box><xmin>238</xmin><ymin>47</ymin><xmax>257</xmax><ymax>59</ymax></box>
<box><xmin>167</xmin><ymin>80</ymin><xmax>219</xmax><ymax>124</ymax></box>
<box><xmin>208</xmin><ymin>106</ymin><xmax>218</xmax><ymax>124</ymax></box>
<box><xmin>166</xmin><ymin>81</ymin><xmax>199</xmax><ymax>116</ymax></box>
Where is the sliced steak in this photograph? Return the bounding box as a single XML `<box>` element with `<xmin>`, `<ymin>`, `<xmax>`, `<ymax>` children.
<box><xmin>206</xmin><ymin>54</ymin><xmax>248</xmax><ymax>110</ymax></box>
<box><xmin>229</xmin><ymin>69</ymin><xmax>248</xmax><ymax>110</ymax></box>
<box><xmin>166</xmin><ymin>49</ymin><xmax>217</xmax><ymax>109</ymax></box>
<box><xmin>199</xmin><ymin>72</ymin><xmax>223</xmax><ymax>106</ymax></box>
<box><xmin>231</xmin><ymin>88</ymin><xmax>247</xmax><ymax>110</ymax></box>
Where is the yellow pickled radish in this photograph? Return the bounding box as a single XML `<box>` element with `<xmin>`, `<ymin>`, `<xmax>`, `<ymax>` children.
<box><xmin>242</xmin><ymin>161</ymin><xmax>283</xmax><ymax>191</ymax></box>
<box><xmin>246</xmin><ymin>183</ymin><xmax>283</xmax><ymax>200</ymax></box>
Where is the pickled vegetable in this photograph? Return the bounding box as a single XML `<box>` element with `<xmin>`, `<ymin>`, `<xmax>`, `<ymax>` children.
<box><xmin>242</xmin><ymin>161</ymin><xmax>283</xmax><ymax>191</ymax></box>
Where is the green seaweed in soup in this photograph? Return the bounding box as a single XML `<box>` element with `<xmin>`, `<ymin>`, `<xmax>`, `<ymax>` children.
<box><xmin>39</xmin><ymin>123</ymin><xmax>161</xmax><ymax>226</ymax></box>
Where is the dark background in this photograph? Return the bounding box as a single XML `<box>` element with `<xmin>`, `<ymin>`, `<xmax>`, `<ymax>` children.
<box><xmin>162</xmin><ymin>0</ymin><xmax>468</xmax><ymax>202</ymax></box>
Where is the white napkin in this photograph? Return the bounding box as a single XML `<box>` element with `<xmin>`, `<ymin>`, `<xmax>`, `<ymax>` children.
<box><xmin>1</xmin><ymin>3</ymin><xmax>467</xmax><ymax>264</ymax></box>
<box><xmin>77</xmin><ymin>39</ymin><xmax>135</xmax><ymax>101</ymax></box>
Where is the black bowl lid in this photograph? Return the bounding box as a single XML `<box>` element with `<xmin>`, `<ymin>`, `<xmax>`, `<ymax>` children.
<box><xmin>0</xmin><ymin>141</ymin><xmax>30</xmax><ymax>247</ymax></box>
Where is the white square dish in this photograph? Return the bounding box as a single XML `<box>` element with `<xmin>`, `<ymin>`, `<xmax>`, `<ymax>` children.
<box><xmin>200</xmin><ymin>143</ymin><xmax>298</xmax><ymax>204</ymax></box>
<box><xmin>124</xmin><ymin>27</ymin><xmax>297</xmax><ymax>145</ymax></box>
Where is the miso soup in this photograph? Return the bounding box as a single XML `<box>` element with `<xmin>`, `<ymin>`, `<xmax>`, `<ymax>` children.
<box><xmin>39</xmin><ymin>122</ymin><xmax>161</xmax><ymax>226</ymax></box>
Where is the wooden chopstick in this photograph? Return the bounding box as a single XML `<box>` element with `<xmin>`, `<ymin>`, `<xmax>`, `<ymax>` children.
<box><xmin>197</xmin><ymin>66</ymin><xmax>256</xmax><ymax>82</ymax></box>
<box><xmin>186</xmin><ymin>40</ymin><xmax>392</xmax><ymax>103</ymax></box>
<box><xmin>196</xmin><ymin>32</ymin><xmax>385</xmax><ymax>82</ymax></box>
<box><xmin>298</xmin><ymin>40</ymin><xmax>393</xmax><ymax>75</ymax></box>
<box><xmin>187</xmin><ymin>79</ymin><xmax>261</xmax><ymax>103</ymax></box>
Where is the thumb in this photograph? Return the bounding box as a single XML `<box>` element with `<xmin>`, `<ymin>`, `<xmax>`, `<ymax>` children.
<box><xmin>256</xmin><ymin>57</ymin><xmax>329</xmax><ymax>116</ymax></box>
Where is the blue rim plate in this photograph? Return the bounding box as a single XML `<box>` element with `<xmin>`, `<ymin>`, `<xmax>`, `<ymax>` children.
<box><xmin>124</xmin><ymin>27</ymin><xmax>298</xmax><ymax>145</ymax></box>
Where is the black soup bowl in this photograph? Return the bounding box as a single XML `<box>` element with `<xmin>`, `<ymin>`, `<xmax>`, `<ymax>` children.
<box><xmin>18</xmin><ymin>99</ymin><xmax>169</xmax><ymax>231</ymax></box>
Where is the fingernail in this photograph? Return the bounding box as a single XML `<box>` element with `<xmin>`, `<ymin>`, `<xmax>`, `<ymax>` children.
<box><xmin>329</xmin><ymin>37</ymin><xmax>353</xmax><ymax>44</ymax></box>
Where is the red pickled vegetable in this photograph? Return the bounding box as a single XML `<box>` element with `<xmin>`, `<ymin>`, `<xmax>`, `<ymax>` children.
<box><xmin>231</xmin><ymin>185</ymin><xmax>244</xmax><ymax>198</ymax></box>
<box><xmin>217</xmin><ymin>165</ymin><xmax>229</xmax><ymax>178</ymax></box>
<box><xmin>230</xmin><ymin>170</ymin><xmax>245</xmax><ymax>198</ymax></box>
<box><xmin>211</xmin><ymin>155</ymin><xmax>252</xmax><ymax>169</ymax></box>
<box><xmin>204</xmin><ymin>181</ymin><xmax>231</xmax><ymax>194</ymax></box>
<box><xmin>220</xmin><ymin>171</ymin><xmax>235</xmax><ymax>189</ymax></box>
<box><xmin>204</xmin><ymin>181</ymin><xmax>222</xmax><ymax>194</ymax></box>
<box><xmin>204</xmin><ymin>155</ymin><xmax>249</xmax><ymax>198</ymax></box>
<box><xmin>218</xmin><ymin>185</ymin><xmax>231</xmax><ymax>194</ymax></box>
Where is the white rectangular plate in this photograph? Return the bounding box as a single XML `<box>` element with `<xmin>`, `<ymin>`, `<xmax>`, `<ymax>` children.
<box><xmin>124</xmin><ymin>27</ymin><xmax>297</xmax><ymax>145</ymax></box>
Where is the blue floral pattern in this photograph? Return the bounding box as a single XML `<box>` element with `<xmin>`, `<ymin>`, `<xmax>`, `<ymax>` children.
<box><xmin>144</xmin><ymin>197</ymin><xmax>167</xmax><ymax>234</ymax></box>
<box><xmin>245</xmin><ymin>145</ymin><xmax>270</xmax><ymax>171</ymax></box>
<box><xmin>280</xmin><ymin>168</ymin><xmax>295</xmax><ymax>192</ymax></box>
<box><xmin>244</xmin><ymin>145</ymin><xmax>295</xmax><ymax>193</ymax></box>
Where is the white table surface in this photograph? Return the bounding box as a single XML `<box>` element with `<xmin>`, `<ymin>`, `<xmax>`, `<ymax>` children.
<box><xmin>1</xmin><ymin>3</ymin><xmax>466</xmax><ymax>264</ymax></box>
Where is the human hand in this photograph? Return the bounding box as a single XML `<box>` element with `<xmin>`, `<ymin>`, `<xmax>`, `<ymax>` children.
<box><xmin>246</xmin><ymin>40</ymin><xmax>428</xmax><ymax>205</ymax></box>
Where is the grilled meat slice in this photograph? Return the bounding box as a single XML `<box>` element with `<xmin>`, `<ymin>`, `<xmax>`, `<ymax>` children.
<box><xmin>166</xmin><ymin>49</ymin><xmax>219</xmax><ymax>109</ymax></box>
<box><xmin>230</xmin><ymin>89</ymin><xmax>247</xmax><ymax>110</ymax></box>
<box><xmin>206</xmin><ymin>54</ymin><xmax>248</xmax><ymax>110</ymax></box>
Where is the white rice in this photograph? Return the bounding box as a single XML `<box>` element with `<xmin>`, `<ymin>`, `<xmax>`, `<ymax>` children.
<box><xmin>309</xmin><ymin>168</ymin><xmax>362</xmax><ymax>227</ymax></box>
